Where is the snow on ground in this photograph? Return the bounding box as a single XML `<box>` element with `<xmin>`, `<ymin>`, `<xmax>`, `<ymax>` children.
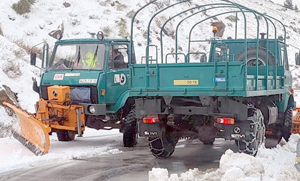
<box><xmin>0</xmin><ymin>128</ymin><xmax>122</xmax><ymax>174</ymax></box>
<box><xmin>0</xmin><ymin>0</ymin><xmax>300</xmax><ymax>180</ymax></box>
<box><xmin>149</xmin><ymin>134</ymin><xmax>300</xmax><ymax>181</ymax></box>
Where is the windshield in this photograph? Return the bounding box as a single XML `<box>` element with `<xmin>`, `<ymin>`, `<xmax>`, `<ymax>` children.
<box><xmin>50</xmin><ymin>43</ymin><xmax>105</xmax><ymax>70</ymax></box>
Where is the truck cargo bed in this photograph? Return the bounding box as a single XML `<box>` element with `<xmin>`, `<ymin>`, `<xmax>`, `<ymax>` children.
<box><xmin>130</xmin><ymin>62</ymin><xmax>285</xmax><ymax>97</ymax></box>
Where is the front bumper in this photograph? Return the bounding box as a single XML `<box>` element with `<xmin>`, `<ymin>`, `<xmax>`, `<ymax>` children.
<box><xmin>80</xmin><ymin>103</ymin><xmax>106</xmax><ymax>115</ymax></box>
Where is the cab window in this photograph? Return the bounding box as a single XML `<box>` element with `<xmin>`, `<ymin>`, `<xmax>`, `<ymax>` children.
<box><xmin>108</xmin><ymin>44</ymin><xmax>128</xmax><ymax>69</ymax></box>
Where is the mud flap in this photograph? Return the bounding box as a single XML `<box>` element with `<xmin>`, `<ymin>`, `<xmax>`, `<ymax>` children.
<box><xmin>3</xmin><ymin>101</ymin><xmax>51</xmax><ymax>155</ymax></box>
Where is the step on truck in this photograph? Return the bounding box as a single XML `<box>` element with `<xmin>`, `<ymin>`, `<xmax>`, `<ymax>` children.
<box><xmin>129</xmin><ymin>0</ymin><xmax>297</xmax><ymax>158</ymax></box>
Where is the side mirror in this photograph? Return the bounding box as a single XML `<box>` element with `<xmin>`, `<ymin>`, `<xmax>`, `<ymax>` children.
<box><xmin>30</xmin><ymin>53</ymin><xmax>37</xmax><ymax>66</ymax></box>
<box><xmin>296</xmin><ymin>53</ymin><xmax>300</xmax><ymax>65</ymax></box>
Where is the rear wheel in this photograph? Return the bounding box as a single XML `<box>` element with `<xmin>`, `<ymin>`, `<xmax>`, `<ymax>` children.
<box><xmin>56</xmin><ymin>130</ymin><xmax>76</xmax><ymax>141</ymax></box>
<box><xmin>282</xmin><ymin>107</ymin><xmax>293</xmax><ymax>142</ymax></box>
<box><xmin>123</xmin><ymin>108</ymin><xmax>137</xmax><ymax>147</ymax></box>
<box><xmin>148</xmin><ymin>126</ymin><xmax>179</xmax><ymax>158</ymax></box>
<box><xmin>237</xmin><ymin>107</ymin><xmax>265</xmax><ymax>156</ymax></box>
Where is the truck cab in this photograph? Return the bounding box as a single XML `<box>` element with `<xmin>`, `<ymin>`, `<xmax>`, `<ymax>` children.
<box><xmin>31</xmin><ymin>33</ymin><xmax>135</xmax><ymax>136</ymax></box>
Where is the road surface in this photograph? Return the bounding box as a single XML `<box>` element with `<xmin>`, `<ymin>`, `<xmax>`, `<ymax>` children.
<box><xmin>0</xmin><ymin>131</ymin><xmax>277</xmax><ymax>181</ymax></box>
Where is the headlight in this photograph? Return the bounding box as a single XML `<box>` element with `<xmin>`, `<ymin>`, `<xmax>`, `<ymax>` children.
<box><xmin>297</xmin><ymin>140</ymin><xmax>300</xmax><ymax>156</ymax></box>
<box><xmin>88</xmin><ymin>106</ymin><xmax>96</xmax><ymax>114</ymax></box>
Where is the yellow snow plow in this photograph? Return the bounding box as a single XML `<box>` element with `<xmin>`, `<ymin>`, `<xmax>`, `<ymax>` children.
<box><xmin>3</xmin><ymin>85</ymin><xmax>85</xmax><ymax>155</ymax></box>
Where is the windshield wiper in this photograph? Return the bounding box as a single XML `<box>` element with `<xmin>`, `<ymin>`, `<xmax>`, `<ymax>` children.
<box><xmin>93</xmin><ymin>45</ymin><xmax>98</xmax><ymax>62</ymax></box>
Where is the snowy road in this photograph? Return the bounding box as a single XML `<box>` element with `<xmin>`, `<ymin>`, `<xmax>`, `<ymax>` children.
<box><xmin>0</xmin><ymin>129</ymin><xmax>239</xmax><ymax>181</ymax></box>
<box><xmin>0</xmin><ymin>128</ymin><xmax>300</xmax><ymax>180</ymax></box>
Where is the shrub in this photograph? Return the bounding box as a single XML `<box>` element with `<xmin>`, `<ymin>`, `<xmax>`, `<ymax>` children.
<box><xmin>70</xmin><ymin>18</ymin><xmax>81</xmax><ymax>26</ymax></box>
<box><xmin>12</xmin><ymin>0</ymin><xmax>35</xmax><ymax>15</ymax></box>
<box><xmin>63</xmin><ymin>2</ymin><xmax>71</xmax><ymax>8</ymax></box>
<box><xmin>2</xmin><ymin>61</ymin><xmax>22</xmax><ymax>79</ymax></box>
<box><xmin>12</xmin><ymin>39</ymin><xmax>41</xmax><ymax>54</ymax></box>
<box><xmin>283</xmin><ymin>0</ymin><xmax>293</xmax><ymax>10</ymax></box>
<box><xmin>126</xmin><ymin>10</ymin><xmax>135</xmax><ymax>19</ymax></box>
<box><xmin>117</xmin><ymin>3</ymin><xmax>127</xmax><ymax>11</ymax></box>
<box><xmin>118</xmin><ymin>18</ymin><xmax>128</xmax><ymax>37</ymax></box>
<box><xmin>0</xmin><ymin>26</ymin><xmax>3</xmax><ymax>36</ymax></box>
<box><xmin>89</xmin><ymin>14</ymin><xmax>99</xmax><ymax>20</ymax></box>
<box><xmin>102</xmin><ymin>26</ymin><xmax>112</xmax><ymax>36</ymax></box>
<box><xmin>98</xmin><ymin>0</ymin><xmax>111</xmax><ymax>6</ymax></box>
<box><xmin>0</xmin><ymin>122</ymin><xmax>13</xmax><ymax>138</ymax></box>
<box><xmin>155</xmin><ymin>15</ymin><xmax>168</xmax><ymax>28</ymax></box>
<box><xmin>225</xmin><ymin>15</ymin><xmax>239</xmax><ymax>22</ymax></box>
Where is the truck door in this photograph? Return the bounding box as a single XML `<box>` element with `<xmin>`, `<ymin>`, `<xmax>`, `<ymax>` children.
<box><xmin>105</xmin><ymin>44</ymin><xmax>129</xmax><ymax>104</ymax></box>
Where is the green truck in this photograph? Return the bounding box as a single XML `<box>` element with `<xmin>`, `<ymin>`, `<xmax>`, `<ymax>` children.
<box><xmin>129</xmin><ymin>0</ymin><xmax>296</xmax><ymax>158</ymax></box>
<box><xmin>4</xmin><ymin>0</ymin><xmax>297</xmax><ymax>156</ymax></box>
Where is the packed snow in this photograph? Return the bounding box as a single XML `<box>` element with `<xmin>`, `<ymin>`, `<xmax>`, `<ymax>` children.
<box><xmin>149</xmin><ymin>134</ymin><xmax>300</xmax><ymax>181</ymax></box>
<box><xmin>0</xmin><ymin>128</ymin><xmax>122</xmax><ymax>174</ymax></box>
<box><xmin>0</xmin><ymin>0</ymin><xmax>300</xmax><ymax>180</ymax></box>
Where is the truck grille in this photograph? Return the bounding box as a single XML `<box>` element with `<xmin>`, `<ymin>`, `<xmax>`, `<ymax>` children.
<box><xmin>40</xmin><ymin>85</ymin><xmax>98</xmax><ymax>104</ymax></box>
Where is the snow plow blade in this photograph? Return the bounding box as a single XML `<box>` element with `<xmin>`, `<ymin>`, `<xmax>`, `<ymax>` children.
<box><xmin>3</xmin><ymin>101</ymin><xmax>51</xmax><ymax>156</ymax></box>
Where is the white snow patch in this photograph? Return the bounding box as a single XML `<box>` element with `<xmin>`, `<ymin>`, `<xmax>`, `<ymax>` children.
<box><xmin>149</xmin><ymin>135</ymin><xmax>300</xmax><ymax>181</ymax></box>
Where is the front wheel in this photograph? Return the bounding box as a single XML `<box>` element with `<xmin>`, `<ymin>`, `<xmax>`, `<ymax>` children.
<box><xmin>202</xmin><ymin>138</ymin><xmax>215</xmax><ymax>145</ymax></box>
<box><xmin>148</xmin><ymin>127</ymin><xmax>179</xmax><ymax>158</ymax></box>
<box><xmin>56</xmin><ymin>130</ymin><xmax>76</xmax><ymax>141</ymax></box>
<box><xmin>123</xmin><ymin>108</ymin><xmax>137</xmax><ymax>147</ymax></box>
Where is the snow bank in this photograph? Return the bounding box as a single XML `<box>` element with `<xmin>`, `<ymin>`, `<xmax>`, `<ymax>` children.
<box><xmin>149</xmin><ymin>134</ymin><xmax>300</xmax><ymax>181</ymax></box>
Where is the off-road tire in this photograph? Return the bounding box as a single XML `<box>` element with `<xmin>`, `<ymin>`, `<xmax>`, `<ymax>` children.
<box><xmin>235</xmin><ymin>47</ymin><xmax>275</xmax><ymax>66</ymax></box>
<box><xmin>148</xmin><ymin>127</ymin><xmax>179</xmax><ymax>158</ymax></box>
<box><xmin>282</xmin><ymin>107</ymin><xmax>293</xmax><ymax>142</ymax></box>
<box><xmin>202</xmin><ymin>138</ymin><xmax>215</xmax><ymax>145</ymax></box>
<box><xmin>57</xmin><ymin>130</ymin><xmax>76</xmax><ymax>141</ymax></box>
<box><xmin>123</xmin><ymin>109</ymin><xmax>137</xmax><ymax>147</ymax></box>
<box><xmin>237</xmin><ymin>107</ymin><xmax>265</xmax><ymax>156</ymax></box>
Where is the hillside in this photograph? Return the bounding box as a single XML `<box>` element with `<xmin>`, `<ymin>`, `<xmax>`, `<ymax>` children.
<box><xmin>0</xmin><ymin>0</ymin><xmax>300</xmax><ymax>130</ymax></box>
<box><xmin>0</xmin><ymin>0</ymin><xmax>299</xmax><ymax>130</ymax></box>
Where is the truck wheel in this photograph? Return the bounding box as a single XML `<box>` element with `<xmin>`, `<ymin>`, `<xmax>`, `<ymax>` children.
<box><xmin>148</xmin><ymin>127</ymin><xmax>179</xmax><ymax>158</ymax></box>
<box><xmin>235</xmin><ymin>47</ymin><xmax>275</xmax><ymax>66</ymax></box>
<box><xmin>57</xmin><ymin>130</ymin><xmax>76</xmax><ymax>141</ymax></box>
<box><xmin>202</xmin><ymin>138</ymin><xmax>215</xmax><ymax>145</ymax></box>
<box><xmin>123</xmin><ymin>109</ymin><xmax>137</xmax><ymax>147</ymax></box>
<box><xmin>237</xmin><ymin>107</ymin><xmax>265</xmax><ymax>156</ymax></box>
<box><xmin>282</xmin><ymin>107</ymin><xmax>293</xmax><ymax>142</ymax></box>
